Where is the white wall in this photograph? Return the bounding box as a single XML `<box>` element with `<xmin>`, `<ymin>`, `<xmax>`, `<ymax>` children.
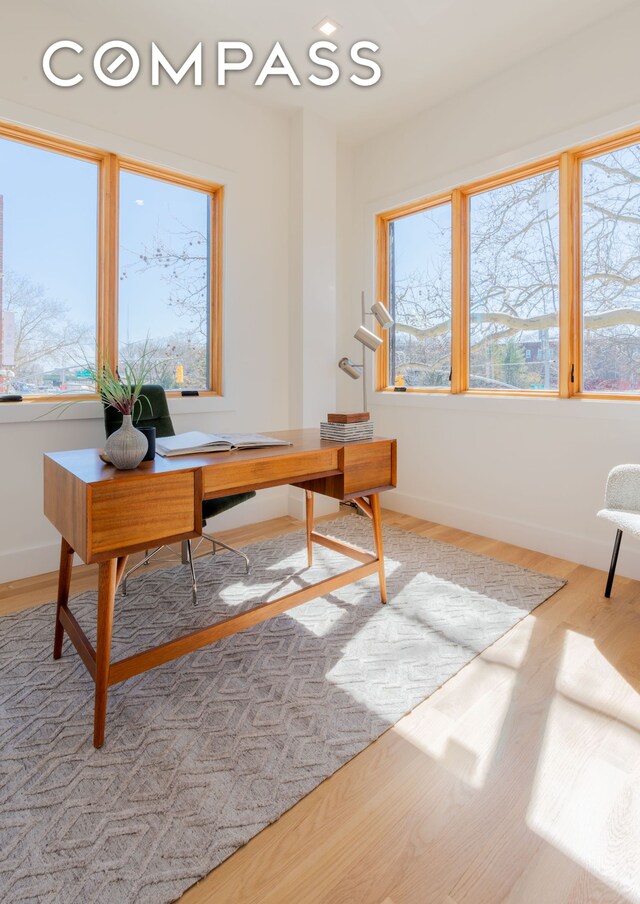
<box><xmin>339</xmin><ymin>3</ymin><xmax>640</xmax><ymax>579</ymax></box>
<box><xmin>288</xmin><ymin>109</ymin><xmax>339</xmax><ymax>519</ymax></box>
<box><xmin>288</xmin><ymin>110</ymin><xmax>338</xmax><ymax>430</ymax></box>
<box><xmin>0</xmin><ymin>1</ymin><xmax>295</xmax><ymax>580</ymax></box>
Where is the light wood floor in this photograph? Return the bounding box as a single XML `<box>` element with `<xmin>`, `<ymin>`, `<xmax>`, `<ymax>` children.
<box><xmin>3</xmin><ymin>509</ymin><xmax>640</xmax><ymax>904</ymax></box>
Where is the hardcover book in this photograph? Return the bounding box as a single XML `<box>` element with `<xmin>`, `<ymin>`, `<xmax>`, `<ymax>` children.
<box><xmin>156</xmin><ymin>432</ymin><xmax>291</xmax><ymax>457</ymax></box>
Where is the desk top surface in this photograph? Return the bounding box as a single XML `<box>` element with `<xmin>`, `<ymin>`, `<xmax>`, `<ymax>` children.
<box><xmin>44</xmin><ymin>428</ymin><xmax>394</xmax><ymax>486</ymax></box>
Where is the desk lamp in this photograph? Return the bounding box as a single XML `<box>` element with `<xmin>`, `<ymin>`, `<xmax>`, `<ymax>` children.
<box><xmin>338</xmin><ymin>291</ymin><xmax>394</xmax><ymax>412</ymax></box>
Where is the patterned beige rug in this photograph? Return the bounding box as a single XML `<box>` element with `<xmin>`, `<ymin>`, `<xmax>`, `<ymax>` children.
<box><xmin>0</xmin><ymin>515</ymin><xmax>564</xmax><ymax>903</ymax></box>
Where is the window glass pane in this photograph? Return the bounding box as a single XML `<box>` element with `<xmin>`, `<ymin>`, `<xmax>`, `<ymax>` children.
<box><xmin>582</xmin><ymin>144</ymin><xmax>640</xmax><ymax>393</ymax></box>
<box><xmin>389</xmin><ymin>202</ymin><xmax>452</xmax><ymax>388</ymax></box>
<box><xmin>0</xmin><ymin>138</ymin><xmax>98</xmax><ymax>396</ymax></box>
<box><xmin>119</xmin><ymin>171</ymin><xmax>211</xmax><ymax>391</ymax></box>
<box><xmin>468</xmin><ymin>170</ymin><xmax>559</xmax><ymax>391</ymax></box>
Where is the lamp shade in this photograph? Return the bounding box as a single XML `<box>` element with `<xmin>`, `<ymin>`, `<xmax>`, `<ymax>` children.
<box><xmin>371</xmin><ymin>301</ymin><xmax>394</xmax><ymax>330</ymax></box>
<box><xmin>354</xmin><ymin>325</ymin><xmax>383</xmax><ymax>351</ymax></box>
<box><xmin>338</xmin><ymin>357</ymin><xmax>362</xmax><ymax>379</ymax></box>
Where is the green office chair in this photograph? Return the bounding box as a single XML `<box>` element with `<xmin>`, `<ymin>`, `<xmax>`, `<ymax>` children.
<box><xmin>104</xmin><ymin>384</ymin><xmax>255</xmax><ymax>604</ymax></box>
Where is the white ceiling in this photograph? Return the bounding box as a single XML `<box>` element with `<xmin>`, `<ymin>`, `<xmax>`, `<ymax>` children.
<box><xmin>40</xmin><ymin>0</ymin><xmax>636</xmax><ymax>141</ymax></box>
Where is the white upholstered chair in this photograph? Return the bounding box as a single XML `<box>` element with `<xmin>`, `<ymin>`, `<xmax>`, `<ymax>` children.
<box><xmin>597</xmin><ymin>464</ymin><xmax>640</xmax><ymax>597</ymax></box>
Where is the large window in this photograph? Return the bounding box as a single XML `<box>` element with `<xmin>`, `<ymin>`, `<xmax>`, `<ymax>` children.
<box><xmin>119</xmin><ymin>170</ymin><xmax>212</xmax><ymax>391</ymax></box>
<box><xmin>0</xmin><ymin>121</ymin><xmax>222</xmax><ymax>400</ymax></box>
<box><xmin>582</xmin><ymin>143</ymin><xmax>640</xmax><ymax>394</ymax></box>
<box><xmin>388</xmin><ymin>200</ymin><xmax>452</xmax><ymax>388</ymax></box>
<box><xmin>469</xmin><ymin>170</ymin><xmax>559</xmax><ymax>391</ymax></box>
<box><xmin>0</xmin><ymin>136</ymin><xmax>98</xmax><ymax>396</ymax></box>
<box><xmin>377</xmin><ymin>126</ymin><xmax>640</xmax><ymax>401</ymax></box>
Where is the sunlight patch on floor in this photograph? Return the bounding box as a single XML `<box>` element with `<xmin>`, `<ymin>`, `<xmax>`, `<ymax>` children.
<box><xmin>393</xmin><ymin>654</ymin><xmax>518</xmax><ymax>788</ymax></box>
<box><xmin>480</xmin><ymin>615</ymin><xmax>538</xmax><ymax>670</ymax></box>
<box><xmin>526</xmin><ymin>631</ymin><xmax>640</xmax><ymax>902</ymax></box>
<box><xmin>322</xmin><ymin>566</ymin><xmax>531</xmax><ymax>728</ymax></box>
<box><xmin>555</xmin><ymin>629</ymin><xmax>640</xmax><ymax>732</ymax></box>
<box><xmin>286</xmin><ymin>597</ymin><xmax>348</xmax><ymax>636</ymax></box>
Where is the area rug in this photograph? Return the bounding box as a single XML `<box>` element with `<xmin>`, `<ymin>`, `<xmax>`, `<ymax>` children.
<box><xmin>0</xmin><ymin>515</ymin><xmax>564</xmax><ymax>903</ymax></box>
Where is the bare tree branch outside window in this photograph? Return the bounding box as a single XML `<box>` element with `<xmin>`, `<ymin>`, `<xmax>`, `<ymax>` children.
<box><xmin>389</xmin><ymin>147</ymin><xmax>640</xmax><ymax>393</ymax></box>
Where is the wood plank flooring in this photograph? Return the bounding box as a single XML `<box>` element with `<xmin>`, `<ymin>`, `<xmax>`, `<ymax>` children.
<box><xmin>2</xmin><ymin>508</ymin><xmax>639</xmax><ymax>904</ymax></box>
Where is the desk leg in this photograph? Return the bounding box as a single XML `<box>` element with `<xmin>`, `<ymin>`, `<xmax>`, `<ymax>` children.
<box><xmin>305</xmin><ymin>490</ymin><xmax>314</xmax><ymax>567</ymax></box>
<box><xmin>53</xmin><ymin>538</ymin><xmax>74</xmax><ymax>659</ymax></box>
<box><xmin>94</xmin><ymin>558</ymin><xmax>117</xmax><ymax>749</ymax></box>
<box><xmin>370</xmin><ymin>493</ymin><xmax>387</xmax><ymax>604</ymax></box>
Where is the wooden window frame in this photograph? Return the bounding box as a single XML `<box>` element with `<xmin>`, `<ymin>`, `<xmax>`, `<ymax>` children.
<box><xmin>0</xmin><ymin>120</ymin><xmax>223</xmax><ymax>403</ymax></box>
<box><xmin>463</xmin><ymin>156</ymin><xmax>561</xmax><ymax>398</ymax></box>
<box><xmin>375</xmin><ymin>124</ymin><xmax>640</xmax><ymax>401</ymax></box>
<box><xmin>571</xmin><ymin>126</ymin><xmax>640</xmax><ymax>400</ymax></box>
<box><xmin>375</xmin><ymin>191</ymin><xmax>453</xmax><ymax>393</ymax></box>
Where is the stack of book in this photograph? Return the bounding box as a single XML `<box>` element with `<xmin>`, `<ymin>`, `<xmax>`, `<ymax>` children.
<box><xmin>320</xmin><ymin>412</ymin><xmax>373</xmax><ymax>443</ymax></box>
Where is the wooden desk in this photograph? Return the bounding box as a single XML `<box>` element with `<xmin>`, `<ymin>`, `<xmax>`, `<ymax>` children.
<box><xmin>44</xmin><ymin>428</ymin><xmax>397</xmax><ymax>747</ymax></box>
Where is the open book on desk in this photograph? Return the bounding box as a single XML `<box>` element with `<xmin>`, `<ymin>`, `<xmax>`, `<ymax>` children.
<box><xmin>155</xmin><ymin>431</ymin><xmax>292</xmax><ymax>457</ymax></box>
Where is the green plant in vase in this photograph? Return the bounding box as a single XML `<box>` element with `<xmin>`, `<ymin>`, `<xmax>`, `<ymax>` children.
<box><xmin>90</xmin><ymin>348</ymin><xmax>154</xmax><ymax>470</ymax></box>
<box><xmin>36</xmin><ymin>340</ymin><xmax>156</xmax><ymax>470</ymax></box>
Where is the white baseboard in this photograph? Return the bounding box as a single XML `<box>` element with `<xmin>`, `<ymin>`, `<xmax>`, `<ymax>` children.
<box><xmin>383</xmin><ymin>489</ymin><xmax>640</xmax><ymax>581</ymax></box>
<box><xmin>0</xmin><ymin>540</ymin><xmax>74</xmax><ymax>585</ymax></box>
<box><xmin>0</xmin><ymin>488</ymin><xmax>290</xmax><ymax>584</ymax></box>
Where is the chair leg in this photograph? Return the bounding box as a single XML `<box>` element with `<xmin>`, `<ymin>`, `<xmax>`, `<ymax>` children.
<box><xmin>122</xmin><ymin>546</ymin><xmax>163</xmax><ymax>596</ymax></box>
<box><xmin>605</xmin><ymin>529</ymin><xmax>623</xmax><ymax>598</ymax></box>
<box><xmin>121</xmin><ymin>540</ymin><xmax>201</xmax><ymax>604</ymax></box>
<box><xmin>205</xmin><ymin>536</ymin><xmax>250</xmax><ymax>574</ymax></box>
<box><xmin>185</xmin><ymin>539</ymin><xmax>198</xmax><ymax>606</ymax></box>
<box><xmin>202</xmin><ymin>527</ymin><xmax>250</xmax><ymax>574</ymax></box>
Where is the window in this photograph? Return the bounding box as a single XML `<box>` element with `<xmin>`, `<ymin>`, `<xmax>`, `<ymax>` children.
<box><xmin>0</xmin><ymin>136</ymin><xmax>98</xmax><ymax>396</ymax></box>
<box><xmin>581</xmin><ymin>142</ymin><xmax>640</xmax><ymax>394</ymax></box>
<box><xmin>119</xmin><ymin>169</ymin><xmax>212</xmax><ymax>391</ymax></box>
<box><xmin>376</xmin><ymin>126</ymin><xmax>640</xmax><ymax>401</ymax></box>
<box><xmin>0</xmin><ymin>121</ymin><xmax>222</xmax><ymax>400</ymax></box>
<box><xmin>468</xmin><ymin>170</ymin><xmax>559</xmax><ymax>391</ymax></box>
<box><xmin>388</xmin><ymin>200</ymin><xmax>452</xmax><ymax>388</ymax></box>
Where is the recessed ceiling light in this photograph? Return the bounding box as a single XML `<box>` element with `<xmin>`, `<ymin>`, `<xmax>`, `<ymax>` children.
<box><xmin>316</xmin><ymin>17</ymin><xmax>339</xmax><ymax>37</ymax></box>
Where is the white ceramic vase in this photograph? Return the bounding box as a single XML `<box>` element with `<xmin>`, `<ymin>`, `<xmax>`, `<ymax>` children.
<box><xmin>105</xmin><ymin>414</ymin><xmax>148</xmax><ymax>470</ymax></box>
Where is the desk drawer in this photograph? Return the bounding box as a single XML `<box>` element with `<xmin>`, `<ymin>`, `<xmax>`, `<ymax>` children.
<box><xmin>343</xmin><ymin>442</ymin><xmax>395</xmax><ymax>495</ymax></box>
<box><xmin>89</xmin><ymin>471</ymin><xmax>197</xmax><ymax>558</ymax></box>
<box><xmin>203</xmin><ymin>448</ymin><xmax>339</xmax><ymax>497</ymax></box>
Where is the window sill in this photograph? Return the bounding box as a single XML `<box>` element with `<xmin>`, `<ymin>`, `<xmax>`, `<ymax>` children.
<box><xmin>0</xmin><ymin>394</ymin><xmax>235</xmax><ymax>425</ymax></box>
<box><xmin>372</xmin><ymin>389</ymin><xmax>640</xmax><ymax>421</ymax></box>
